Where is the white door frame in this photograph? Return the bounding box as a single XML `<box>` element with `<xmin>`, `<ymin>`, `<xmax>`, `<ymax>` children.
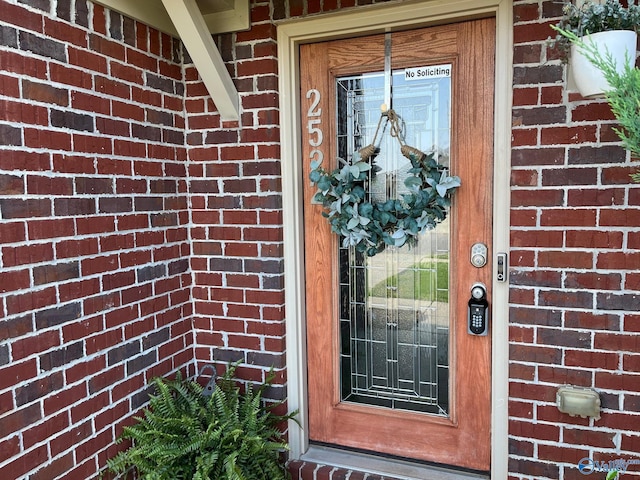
<box><xmin>277</xmin><ymin>1</ymin><xmax>513</xmax><ymax>477</ymax></box>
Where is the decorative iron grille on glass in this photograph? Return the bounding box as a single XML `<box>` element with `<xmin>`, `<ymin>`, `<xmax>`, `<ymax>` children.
<box><xmin>336</xmin><ymin>70</ymin><xmax>453</xmax><ymax>415</ymax></box>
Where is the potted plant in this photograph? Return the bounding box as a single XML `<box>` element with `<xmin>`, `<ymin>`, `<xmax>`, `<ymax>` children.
<box><xmin>105</xmin><ymin>362</ymin><xmax>297</xmax><ymax>480</ymax></box>
<box><xmin>552</xmin><ymin>0</ymin><xmax>640</xmax><ymax>98</ymax></box>
<box><xmin>553</xmin><ymin>25</ymin><xmax>640</xmax><ymax>181</ymax></box>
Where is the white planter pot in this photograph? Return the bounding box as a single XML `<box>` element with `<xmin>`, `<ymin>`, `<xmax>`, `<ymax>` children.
<box><xmin>570</xmin><ymin>30</ymin><xmax>638</xmax><ymax>98</ymax></box>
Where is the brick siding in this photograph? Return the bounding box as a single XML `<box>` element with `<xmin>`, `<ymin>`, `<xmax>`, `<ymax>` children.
<box><xmin>287</xmin><ymin>460</ymin><xmax>404</xmax><ymax>480</ymax></box>
<box><xmin>187</xmin><ymin>1</ymin><xmax>289</xmax><ymax>400</ymax></box>
<box><xmin>510</xmin><ymin>1</ymin><xmax>640</xmax><ymax>479</ymax></box>
<box><xmin>1</xmin><ymin>0</ymin><xmax>639</xmax><ymax>479</ymax></box>
<box><xmin>0</xmin><ymin>1</ymin><xmax>193</xmax><ymax>478</ymax></box>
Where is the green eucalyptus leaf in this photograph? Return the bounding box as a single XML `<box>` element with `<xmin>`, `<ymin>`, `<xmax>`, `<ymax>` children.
<box><xmin>436</xmin><ymin>196</ymin><xmax>451</xmax><ymax>208</ymax></box>
<box><xmin>359</xmin><ymin>202</ymin><xmax>374</xmax><ymax>217</ymax></box>
<box><xmin>379</xmin><ymin>211</ymin><xmax>392</xmax><ymax>225</ymax></box>
<box><xmin>404</xmin><ymin>176</ymin><xmax>422</xmax><ymax>189</ymax></box>
<box><xmin>381</xmin><ymin>200</ymin><xmax>395</xmax><ymax>212</ymax></box>
<box><xmin>352</xmin><ymin>185</ymin><xmax>366</xmax><ymax>201</ymax></box>
<box><xmin>436</xmin><ymin>172</ymin><xmax>461</xmax><ymax>197</ymax></box>
<box><xmin>393</xmin><ymin>234</ymin><xmax>407</xmax><ymax>247</ymax></box>
<box><xmin>312</xmin><ymin>192</ymin><xmax>325</xmax><ymax>203</ymax></box>
<box><xmin>309</xmin><ymin>169</ymin><xmax>322</xmax><ymax>183</ymax></box>
<box><xmin>317</xmin><ymin>176</ymin><xmax>332</xmax><ymax>192</ymax></box>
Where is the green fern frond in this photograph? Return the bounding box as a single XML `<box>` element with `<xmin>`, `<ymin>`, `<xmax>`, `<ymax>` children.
<box><xmin>105</xmin><ymin>362</ymin><xmax>297</xmax><ymax>480</ymax></box>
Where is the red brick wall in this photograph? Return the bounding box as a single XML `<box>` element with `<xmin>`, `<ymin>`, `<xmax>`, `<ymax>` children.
<box><xmin>510</xmin><ymin>1</ymin><xmax>640</xmax><ymax>478</ymax></box>
<box><xmin>2</xmin><ymin>0</ymin><xmax>640</xmax><ymax>479</ymax></box>
<box><xmin>187</xmin><ymin>4</ymin><xmax>288</xmax><ymax>392</ymax></box>
<box><xmin>0</xmin><ymin>1</ymin><xmax>193</xmax><ymax>478</ymax></box>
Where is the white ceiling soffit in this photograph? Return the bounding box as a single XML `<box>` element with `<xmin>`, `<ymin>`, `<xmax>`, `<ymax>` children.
<box><xmin>92</xmin><ymin>0</ymin><xmax>249</xmax><ymax>36</ymax></box>
<box><xmin>93</xmin><ymin>0</ymin><xmax>247</xmax><ymax>120</ymax></box>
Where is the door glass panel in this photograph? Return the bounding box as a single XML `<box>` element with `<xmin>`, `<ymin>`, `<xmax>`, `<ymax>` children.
<box><xmin>338</xmin><ymin>68</ymin><xmax>452</xmax><ymax>416</ymax></box>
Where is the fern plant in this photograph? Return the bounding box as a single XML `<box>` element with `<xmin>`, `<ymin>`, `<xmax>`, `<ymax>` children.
<box><xmin>105</xmin><ymin>363</ymin><xmax>296</xmax><ymax>480</ymax></box>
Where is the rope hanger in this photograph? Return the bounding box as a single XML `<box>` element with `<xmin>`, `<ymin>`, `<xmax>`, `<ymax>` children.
<box><xmin>357</xmin><ymin>32</ymin><xmax>426</xmax><ymax>164</ymax></box>
<box><xmin>358</xmin><ymin>110</ymin><xmax>426</xmax><ymax>163</ymax></box>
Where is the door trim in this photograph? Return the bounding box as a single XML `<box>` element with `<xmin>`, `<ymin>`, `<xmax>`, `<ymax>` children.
<box><xmin>277</xmin><ymin>1</ymin><xmax>513</xmax><ymax>477</ymax></box>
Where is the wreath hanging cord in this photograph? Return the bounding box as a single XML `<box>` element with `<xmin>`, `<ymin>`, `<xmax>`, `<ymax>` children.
<box><xmin>358</xmin><ymin>109</ymin><xmax>422</xmax><ymax>162</ymax></box>
<box><xmin>357</xmin><ymin>109</ymin><xmax>387</xmax><ymax>161</ymax></box>
<box><xmin>310</xmin><ymin>107</ymin><xmax>461</xmax><ymax>257</ymax></box>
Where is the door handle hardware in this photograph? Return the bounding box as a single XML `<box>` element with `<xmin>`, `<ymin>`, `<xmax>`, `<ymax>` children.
<box><xmin>470</xmin><ymin>242</ymin><xmax>487</xmax><ymax>268</ymax></box>
<box><xmin>468</xmin><ymin>283</ymin><xmax>489</xmax><ymax>336</ymax></box>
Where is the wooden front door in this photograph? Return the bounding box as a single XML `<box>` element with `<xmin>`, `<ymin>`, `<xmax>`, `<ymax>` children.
<box><xmin>301</xmin><ymin>19</ymin><xmax>495</xmax><ymax>472</ymax></box>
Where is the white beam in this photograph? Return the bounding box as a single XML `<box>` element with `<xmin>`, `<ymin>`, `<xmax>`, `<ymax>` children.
<box><xmin>161</xmin><ymin>0</ymin><xmax>240</xmax><ymax>121</ymax></box>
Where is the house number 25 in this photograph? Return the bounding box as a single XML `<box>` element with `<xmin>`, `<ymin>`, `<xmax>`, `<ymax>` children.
<box><xmin>306</xmin><ymin>89</ymin><xmax>323</xmax><ymax>164</ymax></box>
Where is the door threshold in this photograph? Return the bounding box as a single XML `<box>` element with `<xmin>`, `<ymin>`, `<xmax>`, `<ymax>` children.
<box><xmin>300</xmin><ymin>445</ymin><xmax>490</xmax><ymax>480</ymax></box>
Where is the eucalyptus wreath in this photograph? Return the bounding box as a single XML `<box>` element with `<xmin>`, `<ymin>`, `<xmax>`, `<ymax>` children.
<box><xmin>309</xmin><ymin>110</ymin><xmax>461</xmax><ymax>257</ymax></box>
